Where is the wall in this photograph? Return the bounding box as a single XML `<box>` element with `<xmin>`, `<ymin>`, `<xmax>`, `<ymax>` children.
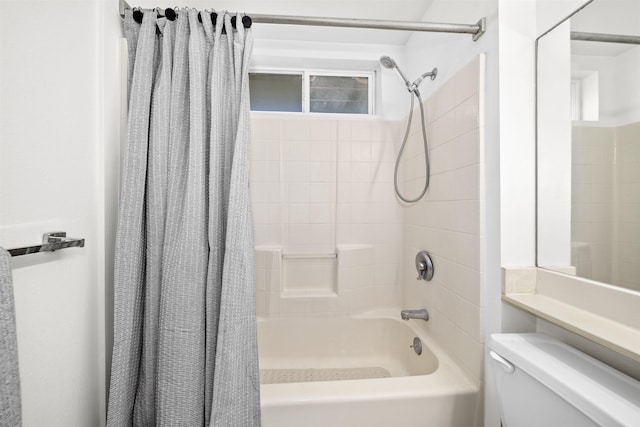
<box><xmin>100</xmin><ymin>0</ymin><xmax>126</xmax><ymax>397</ymax></box>
<box><xmin>569</xmin><ymin>122</ymin><xmax>640</xmax><ymax>290</ymax></box>
<box><xmin>614</xmin><ymin>122</ymin><xmax>640</xmax><ymax>290</ymax></box>
<box><xmin>401</xmin><ymin>56</ymin><xmax>485</xmax><ymax>387</ymax></box>
<box><xmin>250</xmin><ymin>115</ymin><xmax>403</xmax><ymax>316</ymax></box>
<box><xmin>570</xmin><ymin>125</ymin><xmax>614</xmax><ymax>282</ymax></box>
<box><xmin>0</xmin><ymin>1</ymin><xmax>106</xmax><ymax>426</ymax></box>
<box><xmin>537</xmin><ymin>21</ymin><xmax>573</xmax><ymax>268</ymax></box>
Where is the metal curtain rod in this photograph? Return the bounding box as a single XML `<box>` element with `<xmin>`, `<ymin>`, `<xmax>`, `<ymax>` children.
<box><xmin>119</xmin><ymin>0</ymin><xmax>487</xmax><ymax>41</ymax></box>
<box><xmin>571</xmin><ymin>31</ymin><xmax>640</xmax><ymax>45</ymax></box>
<box><xmin>7</xmin><ymin>232</ymin><xmax>85</xmax><ymax>257</ymax></box>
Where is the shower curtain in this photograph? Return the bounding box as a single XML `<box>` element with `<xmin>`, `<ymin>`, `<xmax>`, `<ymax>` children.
<box><xmin>107</xmin><ymin>9</ymin><xmax>260</xmax><ymax>427</ymax></box>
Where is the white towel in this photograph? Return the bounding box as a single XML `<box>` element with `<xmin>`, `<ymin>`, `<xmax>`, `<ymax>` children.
<box><xmin>0</xmin><ymin>248</ymin><xmax>21</xmax><ymax>426</ymax></box>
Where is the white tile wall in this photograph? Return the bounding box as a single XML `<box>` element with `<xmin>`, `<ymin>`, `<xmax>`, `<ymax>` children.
<box><xmin>401</xmin><ymin>55</ymin><xmax>485</xmax><ymax>384</ymax></box>
<box><xmin>614</xmin><ymin>122</ymin><xmax>640</xmax><ymax>291</ymax></box>
<box><xmin>571</xmin><ymin>125</ymin><xmax>614</xmax><ymax>283</ymax></box>
<box><xmin>572</xmin><ymin>122</ymin><xmax>640</xmax><ymax>292</ymax></box>
<box><xmin>250</xmin><ymin>114</ymin><xmax>403</xmax><ymax>316</ymax></box>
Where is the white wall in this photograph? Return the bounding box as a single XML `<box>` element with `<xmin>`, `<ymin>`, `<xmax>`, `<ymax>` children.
<box><xmin>100</xmin><ymin>0</ymin><xmax>126</xmax><ymax>398</ymax></box>
<box><xmin>537</xmin><ymin>21</ymin><xmax>573</xmax><ymax>267</ymax></box>
<box><xmin>249</xmin><ymin>114</ymin><xmax>404</xmax><ymax>315</ymax></box>
<box><xmin>0</xmin><ymin>1</ymin><xmax>106</xmax><ymax>425</ymax></box>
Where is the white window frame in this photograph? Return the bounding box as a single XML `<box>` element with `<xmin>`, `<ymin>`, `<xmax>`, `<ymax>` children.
<box><xmin>249</xmin><ymin>68</ymin><xmax>375</xmax><ymax>115</ymax></box>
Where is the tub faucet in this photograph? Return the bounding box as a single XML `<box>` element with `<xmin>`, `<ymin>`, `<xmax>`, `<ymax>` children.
<box><xmin>401</xmin><ymin>309</ymin><xmax>429</xmax><ymax>321</ymax></box>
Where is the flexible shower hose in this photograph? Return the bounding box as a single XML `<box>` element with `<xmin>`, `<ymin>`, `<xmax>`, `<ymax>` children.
<box><xmin>394</xmin><ymin>91</ymin><xmax>430</xmax><ymax>203</ymax></box>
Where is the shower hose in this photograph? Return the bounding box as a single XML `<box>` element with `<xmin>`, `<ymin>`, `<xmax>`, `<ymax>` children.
<box><xmin>394</xmin><ymin>90</ymin><xmax>430</xmax><ymax>203</ymax></box>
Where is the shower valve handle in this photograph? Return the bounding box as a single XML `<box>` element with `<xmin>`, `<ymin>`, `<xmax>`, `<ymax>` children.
<box><xmin>415</xmin><ymin>251</ymin><xmax>434</xmax><ymax>281</ymax></box>
<box><xmin>416</xmin><ymin>262</ymin><xmax>426</xmax><ymax>280</ymax></box>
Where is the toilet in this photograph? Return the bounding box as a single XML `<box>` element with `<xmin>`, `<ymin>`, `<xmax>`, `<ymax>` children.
<box><xmin>489</xmin><ymin>333</ymin><xmax>640</xmax><ymax>427</ymax></box>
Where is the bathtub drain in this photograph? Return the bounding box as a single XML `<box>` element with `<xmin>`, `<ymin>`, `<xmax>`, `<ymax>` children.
<box><xmin>411</xmin><ymin>337</ymin><xmax>423</xmax><ymax>355</ymax></box>
<box><xmin>260</xmin><ymin>367</ymin><xmax>391</xmax><ymax>384</ymax></box>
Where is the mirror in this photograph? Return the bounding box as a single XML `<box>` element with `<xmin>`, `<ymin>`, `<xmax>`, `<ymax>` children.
<box><xmin>537</xmin><ymin>0</ymin><xmax>640</xmax><ymax>293</ymax></box>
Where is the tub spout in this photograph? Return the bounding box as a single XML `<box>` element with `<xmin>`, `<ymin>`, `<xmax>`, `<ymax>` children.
<box><xmin>401</xmin><ymin>309</ymin><xmax>429</xmax><ymax>321</ymax></box>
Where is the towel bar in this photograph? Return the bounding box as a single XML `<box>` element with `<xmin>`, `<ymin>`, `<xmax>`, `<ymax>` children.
<box><xmin>7</xmin><ymin>232</ymin><xmax>85</xmax><ymax>257</ymax></box>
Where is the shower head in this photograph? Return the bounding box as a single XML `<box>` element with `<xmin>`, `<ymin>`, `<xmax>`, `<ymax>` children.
<box><xmin>380</xmin><ymin>55</ymin><xmax>437</xmax><ymax>96</ymax></box>
<box><xmin>380</xmin><ymin>55</ymin><xmax>411</xmax><ymax>90</ymax></box>
<box><xmin>379</xmin><ymin>55</ymin><xmax>397</xmax><ymax>69</ymax></box>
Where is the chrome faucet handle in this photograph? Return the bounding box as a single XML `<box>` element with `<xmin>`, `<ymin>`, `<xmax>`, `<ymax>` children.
<box><xmin>416</xmin><ymin>262</ymin><xmax>426</xmax><ymax>280</ymax></box>
<box><xmin>415</xmin><ymin>251</ymin><xmax>434</xmax><ymax>281</ymax></box>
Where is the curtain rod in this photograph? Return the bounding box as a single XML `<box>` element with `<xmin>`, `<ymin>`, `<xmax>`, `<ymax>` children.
<box><xmin>571</xmin><ymin>31</ymin><xmax>640</xmax><ymax>45</ymax></box>
<box><xmin>119</xmin><ymin>0</ymin><xmax>487</xmax><ymax>41</ymax></box>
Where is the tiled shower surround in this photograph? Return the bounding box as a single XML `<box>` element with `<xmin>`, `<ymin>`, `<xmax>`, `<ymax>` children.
<box><xmin>401</xmin><ymin>56</ymin><xmax>484</xmax><ymax>383</ymax></box>
<box><xmin>249</xmin><ymin>55</ymin><xmax>484</xmax><ymax>382</ymax></box>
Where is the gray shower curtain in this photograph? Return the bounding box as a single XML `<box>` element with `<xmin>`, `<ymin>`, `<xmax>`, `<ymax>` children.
<box><xmin>107</xmin><ymin>9</ymin><xmax>260</xmax><ymax>427</ymax></box>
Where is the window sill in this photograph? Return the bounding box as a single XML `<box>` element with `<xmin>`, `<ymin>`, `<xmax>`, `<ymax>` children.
<box><xmin>502</xmin><ymin>267</ymin><xmax>640</xmax><ymax>363</ymax></box>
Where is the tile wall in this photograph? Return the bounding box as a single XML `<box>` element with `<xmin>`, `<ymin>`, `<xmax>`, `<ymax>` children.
<box><xmin>614</xmin><ymin>122</ymin><xmax>640</xmax><ymax>291</ymax></box>
<box><xmin>571</xmin><ymin>125</ymin><xmax>614</xmax><ymax>282</ymax></box>
<box><xmin>400</xmin><ymin>55</ymin><xmax>485</xmax><ymax>384</ymax></box>
<box><xmin>250</xmin><ymin>115</ymin><xmax>403</xmax><ymax>316</ymax></box>
<box><xmin>572</xmin><ymin>122</ymin><xmax>640</xmax><ymax>291</ymax></box>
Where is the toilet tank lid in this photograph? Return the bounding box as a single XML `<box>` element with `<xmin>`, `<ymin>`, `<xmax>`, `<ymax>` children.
<box><xmin>489</xmin><ymin>333</ymin><xmax>640</xmax><ymax>427</ymax></box>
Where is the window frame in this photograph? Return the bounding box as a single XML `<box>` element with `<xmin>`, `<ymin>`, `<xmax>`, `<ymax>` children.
<box><xmin>249</xmin><ymin>68</ymin><xmax>375</xmax><ymax>115</ymax></box>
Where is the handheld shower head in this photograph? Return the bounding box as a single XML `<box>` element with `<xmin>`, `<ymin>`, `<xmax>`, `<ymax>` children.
<box><xmin>379</xmin><ymin>55</ymin><xmax>411</xmax><ymax>90</ymax></box>
<box><xmin>379</xmin><ymin>55</ymin><xmax>397</xmax><ymax>69</ymax></box>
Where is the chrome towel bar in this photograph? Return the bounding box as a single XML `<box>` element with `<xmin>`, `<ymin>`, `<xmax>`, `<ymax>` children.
<box><xmin>7</xmin><ymin>232</ymin><xmax>85</xmax><ymax>257</ymax></box>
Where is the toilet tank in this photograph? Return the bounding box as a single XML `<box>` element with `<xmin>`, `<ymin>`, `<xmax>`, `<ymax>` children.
<box><xmin>489</xmin><ymin>333</ymin><xmax>640</xmax><ymax>427</ymax></box>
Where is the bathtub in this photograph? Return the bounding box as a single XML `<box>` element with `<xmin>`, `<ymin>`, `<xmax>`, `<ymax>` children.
<box><xmin>258</xmin><ymin>312</ymin><xmax>479</xmax><ymax>427</ymax></box>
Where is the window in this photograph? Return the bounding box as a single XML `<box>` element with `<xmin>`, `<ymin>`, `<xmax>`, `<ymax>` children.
<box><xmin>309</xmin><ymin>75</ymin><xmax>368</xmax><ymax>114</ymax></box>
<box><xmin>570</xmin><ymin>71</ymin><xmax>599</xmax><ymax>121</ymax></box>
<box><xmin>249</xmin><ymin>73</ymin><xmax>303</xmax><ymax>112</ymax></box>
<box><xmin>249</xmin><ymin>70</ymin><xmax>373</xmax><ymax>115</ymax></box>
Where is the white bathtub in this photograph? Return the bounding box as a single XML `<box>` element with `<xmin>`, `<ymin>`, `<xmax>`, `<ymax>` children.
<box><xmin>258</xmin><ymin>312</ymin><xmax>479</xmax><ymax>427</ymax></box>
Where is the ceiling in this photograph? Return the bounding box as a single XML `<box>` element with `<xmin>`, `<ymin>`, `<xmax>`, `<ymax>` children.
<box><xmin>134</xmin><ymin>0</ymin><xmax>436</xmax><ymax>45</ymax></box>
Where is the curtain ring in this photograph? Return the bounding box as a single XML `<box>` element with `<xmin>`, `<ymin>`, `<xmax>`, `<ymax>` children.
<box><xmin>164</xmin><ymin>7</ymin><xmax>177</xmax><ymax>21</ymax></box>
<box><xmin>242</xmin><ymin>13</ymin><xmax>252</xmax><ymax>29</ymax></box>
<box><xmin>132</xmin><ymin>7</ymin><xmax>144</xmax><ymax>24</ymax></box>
